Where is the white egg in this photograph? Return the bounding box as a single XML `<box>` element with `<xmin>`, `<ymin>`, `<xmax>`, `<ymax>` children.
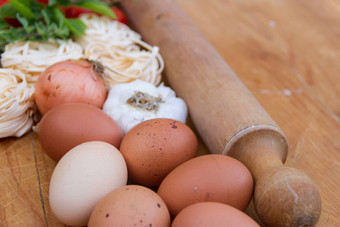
<box><xmin>49</xmin><ymin>141</ymin><xmax>128</xmax><ymax>226</ymax></box>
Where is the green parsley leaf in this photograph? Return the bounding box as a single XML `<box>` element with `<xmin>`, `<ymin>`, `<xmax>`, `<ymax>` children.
<box><xmin>0</xmin><ymin>26</ymin><xmax>26</xmax><ymax>51</ymax></box>
<box><xmin>65</xmin><ymin>18</ymin><xmax>86</xmax><ymax>36</ymax></box>
<box><xmin>0</xmin><ymin>4</ymin><xmax>17</xmax><ymax>18</ymax></box>
<box><xmin>41</xmin><ymin>9</ymin><xmax>51</xmax><ymax>25</ymax></box>
<box><xmin>0</xmin><ymin>19</ymin><xmax>9</xmax><ymax>30</ymax></box>
<box><xmin>35</xmin><ymin>21</ymin><xmax>48</xmax><ymax>38</ymax></box>
<box><xmin>9</xmin><ymin>0</ymin><xmax>35</xmax><ymax>19</ymax></box>
<box><xmin>48</xmin><ymin>0</ymin><xmax>57</xmax><ymax>5</ymax></box>
<box><xmin>19</xmin><ymin>0</ymin><xmax>30</xmax><ymax>6</ymax></box>
<box><xmin>80</xmin><ymin>1</ymin><xmax>116</xmax><ymax>19</ymax></box>
<box><xmin>16</xmin><ymin>13</ymin><xmax>30</xmax><ymax>29</ymax></box>
<box><xmin>53</xmin><ymin>6</ymin><xmax>65</xmax><ymax>27</ymax></box>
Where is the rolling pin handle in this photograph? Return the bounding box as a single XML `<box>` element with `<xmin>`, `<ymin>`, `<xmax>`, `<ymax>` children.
<box><xmin>254</xmin><ymin>165</ymin><xmax>322</xmax><ymax>227</ymax></box>
<box><xmin>226</xmin><ymin>127</ymin><xmax>321</xmax><ymax>227</ymax></box>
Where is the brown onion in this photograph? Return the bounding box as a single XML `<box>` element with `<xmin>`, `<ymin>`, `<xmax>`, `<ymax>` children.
<box><xmin>35</xmin><ymin>59</ymin><xmax>107</xmax><ymax>115</ymax></box>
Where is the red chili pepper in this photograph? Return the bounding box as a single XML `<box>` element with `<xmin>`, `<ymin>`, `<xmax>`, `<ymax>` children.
<box><xmin>37</xmin><ymin>0</ymin><xmax>48</xmax><ymax>3</ymax></box>
<box><xmin>63</xmin><ymin>5</ymin><xmax>128</xmax><ymax>25</ymax></box>
<box><xmin>0</xmin><ymin>0</ymin><xmax>9</xmax><ymax>7</ymax></box>
<box><xmin>64</xmin><ymin>6</ymin><xmax>93</xmax><ymax>18</ymax></box>
<box><xmin>112</xmin><ymin>7</ymin><xmax>128</xmax><ymax>25</ymax></box>
<box><xmin>5</xmin><ymin>18</ymin><xmax>21</xmax><ymax>27</ymax></box>
<box><xmin>1</xmin><ymin>0</ymin><xmax>22</xmax><ymax>27</ymax></box>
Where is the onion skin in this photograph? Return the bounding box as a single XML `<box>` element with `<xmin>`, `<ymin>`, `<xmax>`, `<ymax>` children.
<box><xmin>35</xmin><ymin>59</ymin><xmax>106</xmax><ymax>115</ymax></box>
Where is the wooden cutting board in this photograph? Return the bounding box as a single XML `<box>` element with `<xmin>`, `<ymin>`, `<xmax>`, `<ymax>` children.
<box><xmin>1</xmin><ymin>0</ymin><xmax>339</xmax><ymax>226</ymax></box>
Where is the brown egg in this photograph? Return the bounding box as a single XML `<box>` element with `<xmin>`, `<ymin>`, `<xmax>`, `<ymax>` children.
<box><xmin>171</xmin><ymin>202</ymin><xmax>260</xmax><ymax>227</ymax></box>
<box><xmin>119</xmin><ymin>118</ymin><xmax>198</xmax><ymax>187</ymax></box>
<box><xmin>88</xmin><ymin>185</ymin><xmax>171</xmax><ymax>227</ymax></box>
<box><xmin>157</xmin><ymin>154</ymin><xmax>254</xmax><ymax>217</ymax></box>
<box><xmin>37</xmin><ymin>103</ymin><xmax>123</xmax><ymax>162</ymax></box>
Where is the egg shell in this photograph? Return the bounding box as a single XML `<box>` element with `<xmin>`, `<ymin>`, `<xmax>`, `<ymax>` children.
<box><xmin>88</xmin><ymin>185</ymin><xmax>171</xmax><ymax>227</ymax></box>
<box><xmin>157</xmin><ymin>154</ymin><xmax>254</xmax><ymax>217</ymax></box>
<box><xmin>171</xmin><ymin>202</ymin><xmax>260</xmax><ymax>227</ymax></box>
<box><xmin>37</xmin><ymin>102</ymin><xmax>124</xmax><ymax>162</ymax></box>
<box><xmin>119</xmin><ymin>118</ymin><xmax>198</xmax><ymax>187</ymax></box>
<box><xmin>49</xmin><ymin>141</ymin><xmax>128</xmax><ymax>226</ymax></box>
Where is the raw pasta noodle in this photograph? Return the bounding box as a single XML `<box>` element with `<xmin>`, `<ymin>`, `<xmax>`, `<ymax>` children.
<box><xmin>84</xmin><ymin>41</ymin><xmax>163</xmax><ymax>89</ymax></box>
<box><xmin>75</xmin><ymin>14</ymin><xmax>141</xmax><ymax>50</ymax></box>
<box><xmin>76</xmin><ymin>14</ymin><xmax>164</xmax><ymax>88</ymax></box>
<box><xmin>0</xmin><ymin>68</ymin><xmax>35</xmax><ymax>138</ymax></box>
<box><xmin>1</xmin><ymin>39</ymin><xmax>84</xmax><ymax>83</ymax></box>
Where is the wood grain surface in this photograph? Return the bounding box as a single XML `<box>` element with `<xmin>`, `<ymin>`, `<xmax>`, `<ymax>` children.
<box><xmin>0</xmin><ymin>0</ymin><xmax>339</xmax><ymax>226</ymax></box>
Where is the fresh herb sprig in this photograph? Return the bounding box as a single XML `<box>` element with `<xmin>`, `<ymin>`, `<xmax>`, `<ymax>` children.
<box><xmin>0</xmin><ymin>0</ymin><xmax>116</xmax><ymax>53</ymax></box>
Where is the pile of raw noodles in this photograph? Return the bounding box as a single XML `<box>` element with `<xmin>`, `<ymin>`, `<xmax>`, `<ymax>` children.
<box><xmin>0</xmin><ymin>14</ymin><xmax>164</xmax><ymax>138</ymax></box>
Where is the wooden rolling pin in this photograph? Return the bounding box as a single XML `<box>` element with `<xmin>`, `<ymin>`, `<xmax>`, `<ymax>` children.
<box><xmin>120</xmin><ymin>0</ymin><xmax>322</xmax><ymax>226</ymax></box>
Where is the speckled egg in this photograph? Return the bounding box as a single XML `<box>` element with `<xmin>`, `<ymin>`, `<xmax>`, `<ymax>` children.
<box><xmin>157</xmin><ymin>154</ymin><xmax>254</xmax><ymax>217</ymax></box>
<box><xmin>88</xmin><ymin>185</ymin><xmax>171</xmax><ymax>227</ymax></box>
<box><xmin>119</xmin><ymin>118</ymin><xmax>198</xmax><ymax>187</ymax></box>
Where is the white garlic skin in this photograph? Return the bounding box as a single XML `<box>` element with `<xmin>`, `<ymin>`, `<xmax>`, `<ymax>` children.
<box><xmin>103</xmin><ymin>80</ymin><xmax>188</xmax><ymax>134</ymax></box>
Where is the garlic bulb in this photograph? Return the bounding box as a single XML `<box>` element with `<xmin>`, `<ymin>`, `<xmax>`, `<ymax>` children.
<box><xmin>103</xmin><ymin>80</ymin><xmax>188</xmax><ymax>134</ymax></box>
